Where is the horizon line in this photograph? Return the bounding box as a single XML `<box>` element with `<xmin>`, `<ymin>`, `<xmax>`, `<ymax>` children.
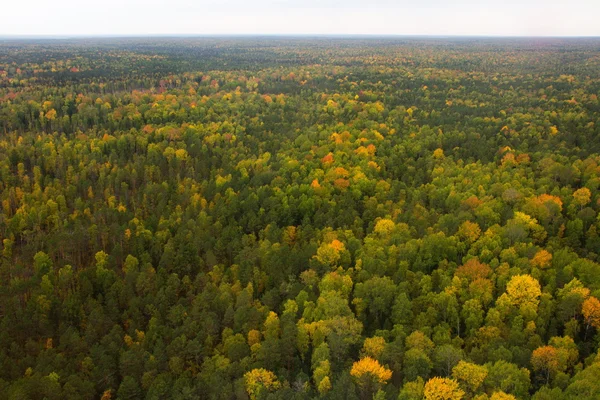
<box><xmin>2</xmin><ymin>33</ymin><xmax>600</xmax><ymax>40</ymax></box>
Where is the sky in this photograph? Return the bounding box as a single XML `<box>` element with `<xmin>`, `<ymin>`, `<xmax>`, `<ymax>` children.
<box><xmin>2</xmin><ymin>0</ymin><xmax>600</xmax><ymax>37</ymax></box>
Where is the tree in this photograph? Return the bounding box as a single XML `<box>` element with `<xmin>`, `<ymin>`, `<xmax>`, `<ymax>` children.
<box><xmin>423</xmin><ymin>377</ymin><xmax>465</xmax><ymax>400</ymax></box>
<box><xmin>484</xmin><ymin>360</ymin><xmax>530</xmax><ymax>399</ymax></box>
<box><xmin>244</xmin><ymin>369</ymin><xmax>280</xmax><ymax>400</ymax></box>
<box><xmin>373</xmin><ymin>218</ymin><xmax>395</xmax><ymax>237</ymax></box>
<box><xmin>582</xmin><ymin>297</ymin><xmax>600</xmax><ymax>330</ymax></box>
<box><xmin>457</xmin><ymin>221</ymin><xmax>481</xmax><ymax>244</ymax></box>
<box><xmin>403</xmin><ymin>330</ymin><xmax>435</xmax><ymax>381</ymax></box>
<box><xmin>434</xmin><ymin>345</ymin><xmax>463</xmax><ymax>377</ymax></box>
<box><xmin>531</xmin><ymin>346</ymin><xmax>561</xmax><ymax>384</ymax></box>
<box><xmin>361</xmin><ymin>336</ymin><xmax>386</xmax><ymax>360</ymax></box>
<box><xmin>490</xmin><ymin>392</ymin><xmax>517</xmax><ymax>400</ymax></box>
<box><xmin>350</xmin><ymin>357</ymin><xmax>392</xmax><ymax>399</ymax></box>
<box><xmin>564</xmin><ymin>359</ymin><xmax>600</xmax><ymax>399</ymax></box>
<box><xmin>505</xmin><ymin>274</ymin><xmax>542</xmax><ymax>309</ymax></box>
<box><xmin>433</xmin><ymin>148</ymin><xmax>445</xmax><ymax>159</ymax></box>
<box><xmin>4</xmin><ymin>36</ymin><xmax>600</xmax><ymax>400</ymax></box>
<box><xmin>33</xmin><ymin>251</ymin><xmax>53</xmax><ymax>277</ymax></box>
<box><xmin>312</xmin><ymin>342</ymin><xmax>332</xmax><ymax>395</ymax></box>
<box><xmin>314</xmin><ymin>360</ymin><xmax>332</xmax><ymax>395</ymax></box>
<box><xmin>452</xmin><ymin>360</ymin><xmax>487</xmax><ymax>394</ymax></box>
<box><xmin>455</xmin><ymin>258</ymin><xmax>491</xmax><ymax>281</ymax></box>
<box><xmin>314</xmin><ymin>239</ymin><xmax>345</xmax><ymax>267</ymax></box>
<box><xmin>353</xmin><ymin>276</ymin><xmax>396</xmax><ymax>325</ymax></box>
<box><xmin>573</xmin><ymin>188</ymin><xmax>592</xmax><ymax>208</ymax></box>
<box><xmin>404</xmin><ymin>348</ymin><xmax>433</xmax><ymax>382</ymax></box>
<box><xmin>531</xmin><ymin>250</ymin><xmax>552</xmax><ymax>269</ymax></box>
<box><xmin>117</xmin><ymin>376</ymin><xmax>141</xmax><ymax>400</ymax></box>
<box><xmin>398</xmin><ymin>377</ymin><xmax>425</xmax><ymax>400</ymax></box>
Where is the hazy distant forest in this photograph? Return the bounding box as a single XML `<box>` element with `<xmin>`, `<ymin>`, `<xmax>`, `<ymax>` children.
<box><xmin>1</xmin><ymin>37</ymin><xmax>600</xmax><ymax>400</ymax></box>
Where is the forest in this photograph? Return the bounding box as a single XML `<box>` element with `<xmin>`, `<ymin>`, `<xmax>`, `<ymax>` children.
<box><xmin>1</xmin><ymin>37</ymin><xmax>600</xmax><ymax>399</ymax></box>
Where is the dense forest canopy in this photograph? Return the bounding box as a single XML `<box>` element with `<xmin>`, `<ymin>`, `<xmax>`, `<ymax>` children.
<box><xmin>1</xmin><ymin>37</ymin><xmax>600</xmax><ymax>399</ymax></box>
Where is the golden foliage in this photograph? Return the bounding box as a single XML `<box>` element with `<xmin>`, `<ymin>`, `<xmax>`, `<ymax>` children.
<box><xmin>368</xmin><ymin>161</ymin><xmax>380</xmax><ymax>170</ymax></box>
<box><xmin>244</xmin><ymin>368</ymin><xmax>280</xmax><ymax>400</ymax></box>
<box><xmin>334</xmin><ymin>167</ymin><xmax>349</xmax><ymax>177</ymax></box>
<box><xmin>282</xmin><ymin>226</ymin><xmax>297</xmax><ymax>246</ymax></box>
<box><xmin>457</xmin><ymin>221</ymin><xmax>482</xmax><ymax>244</ymax></box>
<box><xmin>573</xmin><ymin>187</ymin><xmax>592</xmax><ymax>207</ymax></box>
<box><xmin>248</xmin><ymin>329</ymin><xmax>261</xmax><ymax>346</ymax></box>
<box><xmin>331</xmin><ymin>132</ymin><xmax>344</xmax><ymax>144</ymax></box>
<box><xmin>531</xmin><ymin>346</ymin><xmax>560</xmax><ymax>375</ymax></box>
<box><xmin>452</xmin><ymin>360</ymin><xmax>487</xmax><ymax>393</ymax></box>
<box><xmin>317</xmin><ymin>376</ymin><xmax>331</xmax><ymax>394</ymax></box>
<box><xmin>373</xmin><ymin>219</ymin><xmax>395</xmax><ymax>236</ymax></box>
<box><xmin>582</xmin><ymin>296</ymin><xmax>600</xmax><ymax>329</ymax></box>
<box><xmin>433</xmin><ymin>148</ymin><xmax>445</xmax><ymax>159</ymax></box>
<box><xmin>362</xmin><ymin>336</ymin><xmax>386</xmax><ymax>359</ymax></box>
<box><xmin>490</xmin><ymin>392</ymin><xmax>516</xmax><ymax>400</ymax></box>
<box><xmin>423</xmin><ymin>377</ymin><xmax>465</xmax><ymax>400</ymax></box>
<box><xmin>501</xmin><ymin>153</ymin><xmax>516</xmax><ymax>166</ymax></box>
<box><xmin>264</xmin><ymin>311</ymin><xmax>280</xmax><ymax>339</ymax></box>
<box><xmin>531</xmin><ymin>249</ymin><xmax>552</xmax><ymax>269</ymax></box>
<box><xmin>350</xmin><ymin>357</ymin><xmax>392</xmax><ymax>385</ymax></box>
<box><xmin>355</xmin><ymin>146</ymin><xmax>370</xmax><ymax>157</ymax></box>
<box><xmin>45</xmin><ymin>109</ymin><xmax>57</xmax><ymax>120</ymax></box>
<box><xmin>314</xmin><ymin>239</ymin><xmax>345</xmax><ymax>266</ymax></box>
<box><xmin>535</xmin><ymin>194</ymin><xmax>563</xmax><ymax>210</ymax></box>
<box><xmin>124</xmin><ymin>334</ymin><xmax>134</xmax><ymax>347</ymax></box>
<box><xmin>513</xmin><ymin>211</ymin><xmax>538</xmax><ymax>227</ymax></box>
<box><xmin>558</xmin><ymin>278</ymin><xmax>590</xmax><ymax>300</ymax></box>
<box><xmin>505</xmin><ymin>274</ymin><xmax>542</xmax><ymax>309</ymax></box>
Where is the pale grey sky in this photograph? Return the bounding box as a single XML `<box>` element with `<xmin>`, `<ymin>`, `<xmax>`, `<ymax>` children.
<box><xmin>2</xmin><ymin>0</ymin><xmax>599</xmax><ymax>37</ymax></box>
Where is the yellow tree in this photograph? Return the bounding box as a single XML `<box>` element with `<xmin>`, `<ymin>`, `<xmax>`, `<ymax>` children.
<box><xmin>373</xmin><ymin>219</ymin><xmax>395</xmax><ymax>237</ymax></box>
<box><xmin>452</xmin><ymin>360</ymin><xmax>488</xmax><ymax>394</ymax></box>
<box><xmin>531</xmin><ymin>249</ymin><xmax>552</xmax><ymax>269</ymax></box>
<box><xmin>314</xmin><ymin>239</ymin><xmax>345</xmax><ymax>267</ymax></box>
<box><xmin>45</xmin><ymin>108</ymin><xmax>57</xmax><ymax>121</ymax></box>
<box><xmin>573</xmin><ymin>187</ymin><xmax>592</xmax><ymax>208</ymax></box>
<box><xmin>423</xmin><ymin>377</ymin><xmax>465</xmax><ymax>400</ymax></box>
<box><xmin>505</xmin><ymin>274</ymin><xmax>542</xmax><ymax>309</ymax></box>
<box><xmin>244</xmin><ymin>369</ymin><xmax>280</xmax><ymax>400</ymax></box>
<box><xmin>350</xmin><ymin>357</ymin><xmax>392</xmax><ymax>399</ymax></box>
<box><xmin>457</xmin><ymin>221</ymin><xmax>482</xmax><ymax>244</ymax></box>
<box><xmin>313</xmin><ymin>359</ymin><xmax>331</xmax><ymax>395</ymax></box>
<box><xmin>490</xmin><ymin>392</ymin><xmax>516</xmax><ymax>400</ymax></box>
<box><xmin>361</xmin><ymin>336</ymin><xmax>386</xmax><ymax>360</ymax></box>
<box><xmin>317</xmin><ymin>376</ymin><xmax>331</xmax><ymax>394</ymax></box>
<box><xmin>582</xmin><ymin>296</ymin><xmax>600</xmax><ymax>330</ymax></box>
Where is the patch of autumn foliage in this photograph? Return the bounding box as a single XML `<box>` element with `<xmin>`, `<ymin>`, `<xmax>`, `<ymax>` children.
<box><xmin>423</xmin><ymin>377</ymin><xmax>464</xmax><ymax>400</ymax></box>
<box><xmin>350</xmin><ymin>357</ymin><xmax>392</xmax><ymax>384</ymax></box>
